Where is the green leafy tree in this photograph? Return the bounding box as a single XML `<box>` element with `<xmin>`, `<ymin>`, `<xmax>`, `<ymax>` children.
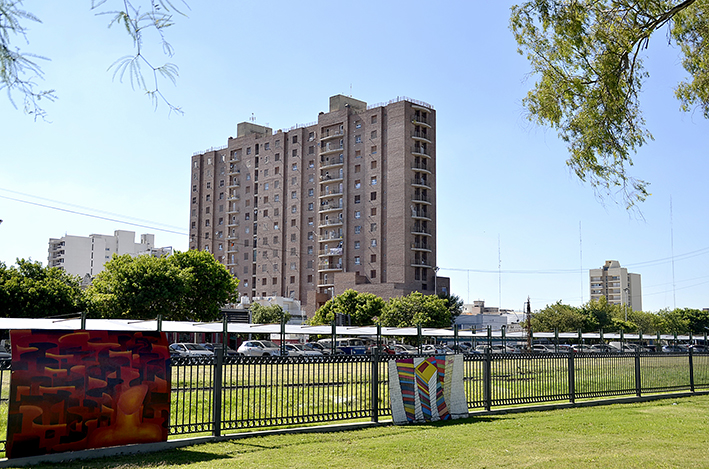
<box><xmin>438</xmin><ymin>291</ymin><xmax>464</xmax><ymax>323</ymax></box>
<box><xmin>309</xmin><ymin>289</ymin><xmax>386</xmax><ymax>326</ymax></box>
<box><xmin>379</xmin><ymin>292</ymin><xmax>451</xmax><ymax>328</ymax></box>
<box><xmin>86</xmin><ymin>250</ymin><xmax>237</xmax><ymax>321</ymax></box>
<box><xmin>511</xmin><ymin>0</ymin><xmax>708</xmax><ymax>207</ymax></box>
<box><xmin>1</xmin><ymin>0</ymin><xmax>186</xmax><ymax>118</ymax></box>
<box><xmin>250</xmin><ymin>303</ymin><xmax>290</xmax><ymax>324</ymax></box>
<box><xmin>0</xmin><ymin>259</ymin><xmax>86</xmax><ymax>317</ymax></box>
<box><xmin>531</xmin><ymin>301</ymin><xmax>588</xmax><ymax>332</ymax></box>
<box><xmin>582</xmin><ymin>297</ymin><xmax>616</xmax><ymax>331</ymax></box>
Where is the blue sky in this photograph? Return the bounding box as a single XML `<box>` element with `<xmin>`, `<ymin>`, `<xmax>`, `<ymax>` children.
<box><xmin>1</xmin><ymin>1</ymin><xmax>707</xmax><ymax>313</ymax></box>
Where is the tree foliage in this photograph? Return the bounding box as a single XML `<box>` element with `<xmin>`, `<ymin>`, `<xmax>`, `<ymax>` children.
<box><xmin>250</xmin><ymin>303</ymin><xmax>290</xmax><ymax>324</ymax></box>
<box><xmin>0</xmin><ymin>259</ymin><xmax>85</xmax><ymax>317</ymax></box>
<box><xmin>438</xmin><ymin>291</ymin><xmax>464</xmax><ymax>322</ymax></box>
<box><xmin>1</xmin><ymin>0</ymin><xmax>186</xmax><ymax>118</ymax></box>
<box><xmin>86</xmin><ymin>250</ymin><xmax>237</xmax><ymax>321</ymax></box>
<box><xmin>379</xmin><ymin>292</ymin><xmax>451</xmax><ymax>329</ymax></box>
<box><xmin>511</xmin><ymin>0</ymin><xmax>708</xmax><ymax>208</ymax></box>
<box><xmin>309</xmin><ymin>289</ymin><xmax>386</xmax><ymax>326</ymax></box>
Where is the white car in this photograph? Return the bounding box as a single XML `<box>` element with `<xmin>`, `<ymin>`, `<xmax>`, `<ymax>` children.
<box><xmin>237</xmin><ymin>340</ymin><xmax>282</xmax><ymax>356</ymax></box>
<box><xmin>169</xmin><ymin>343</ymin><xmax>214</xmax><ymax>358</ymax></box>
<box><xmin>285</xmin><ymin>343</ymin><xmax>322</xmax><ymax>357</ymax></box>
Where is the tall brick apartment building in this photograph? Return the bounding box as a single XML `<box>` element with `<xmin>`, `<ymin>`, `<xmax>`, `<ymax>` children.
<box><xmin>189</xmin><ymin>95</ymin><xmax>448</xmax><ymax>317</ymax></box>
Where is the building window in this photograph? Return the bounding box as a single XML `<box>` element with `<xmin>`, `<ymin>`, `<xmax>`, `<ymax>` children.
<box><xmin>292</xmin><ymin>163</ymin><xmax>298</xmax><ymax>171</ymax></box>
<box><xmin>355</xmin><ymin>180</ymin><xmax>361</xmax><ymax>189</ymax></box>
<box><xmin>355</xmin><ymin>226</ymin><xmax>361</xmax><ymax>234</ymax></box>
<box><xmin>292</xmin><ymin>149</ymin><xmax>298</xmax><ymax>157</ymax></box>
<box><xmin>354</xmin><ymin>241</ymin><xmax>360</xmax><ymax>249</ymax></box>
<box><xmin>275</xmin><ymin>166</ymin><xmax>280</xmax><ymax>175</ymax></box>
<box><xmin>370</xmin><ymin>223</ymin><xmax>377</xmax><ymax>232</ymax></box>
<box><xmin>307</xmin><ymin>275</ymin><xmax>313</xmax><ymax>283</ymax></box>
<box><xmin>371</xmin><ymin>239</ymin><xmax>377</xmax><ymax>247</ymax></box>
<box><xmin>307</xmin><ymin>245</ymin><xmax>313</xmax><ymax>255</ymax></box>
<box><xmin>371</xmin><ymin>254</ymin><xmax>376</xmax><ymax>262</ymax></box>
<box><xmin>275</xmin><ymin>152</ymin><xmax>280</xmax><ymax>160</ymax></box>
<box><xmin>308</xmin><ymin>202</ymin><xmax>314</xmax><ymax>211</ymax></box>
<box><xmin>274</xmin><ymin>222</ymin><xmax>279</xmax><ymax>230</ymax></box>
<box><xmin>291</xmin><ymin>219</ymin><xmax>296</xmax><ymax>227</ymax></box>
<box><xmin>246</xmin><ymin>147</ymin><xmax>251</xmax><ymax>155</ymax></box>
<box><xmin>354</xmin><ymin>164</ymin><xmax>361</xmax><ymax>173</ymax></box>
<box><xmin>292</xmin><ymin>135</ymin><xmax>298</xmax><ymax>144</ymax></box>
<box><xmin>308</xmin><ymin>188</ymin><xmax>314</xmax><ymax>197</ymax></box>
<box><xmin>265</xmin><ymin>142</ymin><xmax>270</xmax><ymax>150</ymax></box>
<box><xmin>355</xmin><ymin>121</ymin><xmax>361</xmax><ymax>129</ymax></box>
<box><xmin>355</xmin><ymin>135</ymin><xmax>362</xmax><ymax>143</ymax></box>
<box><xmin>371</xmin><ymin>177</ymin><xmax>377</xmax><ymax>185</ymax></box>
<box><xmin>264</xmin><ymin>182</ymin><xmax>269</xmax><ymax>190</ymax></box>
<box><xmin>309</xmin><ymin>174</ymin><xmax>314</xmax><ymax>182</ymax></box>
<box><xmin>371</xmin><ymin>115</ymin><xmax>377</xmax><ymax>124</ymax></box>
<box><xmin>371</xmin><ymin>160</ymin><xmax>377</xmax><ymax>169</ymax></box>
<box><xmin>371</xmin><ymin>130</ymin><xmax>377</xmax><ymax>139</ymax></box>
<box><xmin>354</xmin><ymin>256</ymin><xmax>361</xmax><ymax>265</ymax></box>
<box><xmin>291</xmin><ymin>206</ymin><xmax>297</xmax><ymax>214</ymax></box>
<box><xmin>307</xmin><ymin>231</ymin><xmax>314</xmax><ymax>240</ymax></box>
<box><xmin>354</xmin><ymin>195</ymin><xmax>361</xmax><ymax>204</ymax></box>
<box><xmin>371</xmin><ymin>270</ymin><xmax>377</xmax><ymax>279</ymax></box>
<box><xmin>370</xmin><ymin>192</ymin><xmax>377</xmax><ymax>201</ymax></box>
<box><xmin>371</xmin><ymin>145</ymin><xmax>377</xmax><ymax>154</ymax></box>
<box><xmin>371</xmin><ymin>207</ymin><xmax>377</xmax><ymax>216</ymax></box>
<box><xmin>291</xmin><ymin>233</ymin><xmax>296</xmax><ymax>241</ymax></box>
<box><xmin>354</xmin><ymin>211</ymin><xmax>361</xmax><ymax>219</ymax></box>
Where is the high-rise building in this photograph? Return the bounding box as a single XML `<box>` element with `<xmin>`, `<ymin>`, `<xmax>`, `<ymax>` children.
<box><xmin>48</xmin><ymin>230</ymin><xmax>170</xmax><ymax>278</ymax></box>
<box><xmin>589</xmin><ymin>260</ymin><xmax>642</xmax><ymax>311</ymax></box>
<box><xmin>189</xmin><ymin>95</ymin><xmax>448</xmax><ymax>317</ymax></box>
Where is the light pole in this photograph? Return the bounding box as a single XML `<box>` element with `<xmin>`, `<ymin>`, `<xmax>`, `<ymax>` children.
<box><xmin>623</xmin><ymin>287</ymin><xmax>630</xmax><ymax>321</ymax></box>
<box><xmin>433</xmin><ymin>266</ymin><xmax>439</xmax><ymax>294</ymax></box>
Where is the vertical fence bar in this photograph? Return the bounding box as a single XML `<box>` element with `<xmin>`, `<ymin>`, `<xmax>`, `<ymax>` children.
<box><xmin>483</xmin><ymin>349</ymin><xmax>492</xmax><ymax>411</ymax></box>
<box><xmin>568</xmin><ymin>350</ymin><xmax>575</xmax><ymax>404</ymax></box>
<box><xmin>689</xmin><ymin>348</ymin><xmax>695</xmax><ymax>393</ymax></box>
<box><xmin>634</xmin><ymin>349</ymin><xmax>642</xmax><ymax>397</ymax></box>
<box><xmin>213</xmin><ymin>344</ymin><xmax>223</xmax><ymax>436</ymax></box>
<box><xmin>371</xmin><ymin>348</ymin><xmax>379</xmax><ymax>422</ymax></box>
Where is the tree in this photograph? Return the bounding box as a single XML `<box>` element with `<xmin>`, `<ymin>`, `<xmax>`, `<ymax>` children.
<box><xmin>0</xmin><ymin>259</ymin><xmax>86</xmax><ymax>317</ymax></box>
<box><xmin>531</xmin><ymin>301</ymin><xmax>588</xmax><ymax>332</ymax></box>
<box><xmin>510</xmin><ymin>0</ymin><xmax>708</xmax><ymax>208</ymax></box>
<box><xmin>438</xmin><ymin>291</ymin><xmax>464</xmax><ymax>323</ymax></box>
<box><xmin>379</xmin><ymin>292</ymin><xmax>451</xmax><ymax>329</ymax></box>
<box><xmin>1</xmin><ymin>0</ymin><xmax>186</xmax><ymax>118</ymax></box>
<box><xmin>309</xmin><ymin>289</ymin><xmax>386</xmax><ymax>326</ymax></box>
<box><xmin>250</xmin><ymin>303</ymin><xmax>290</xmax><ymax>324</ymax></box>
<box><xmin>86</xmin><ymin>250</ymin><xmax>238</xmax><ymax>321</ymax></box>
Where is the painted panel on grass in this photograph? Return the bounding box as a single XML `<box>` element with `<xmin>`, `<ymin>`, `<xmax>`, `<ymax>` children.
<box><xmin>7</xmin><ymin>330</ymin><xmax>170</xmax><ymax>459</ymax></box>
<box><xmin>389</xmin><ymin>355</ymin><xmax>468</xmax><ymax>424</ymax></box>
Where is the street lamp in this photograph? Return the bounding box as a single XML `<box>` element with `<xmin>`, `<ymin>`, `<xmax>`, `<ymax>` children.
<box><xmin>433</xmin><ymin>266</ymin><xmax>439</xmax><ymax>294</ymax></box>
<box><xmin>623</xmin><ymin>287</ymin><xmax>630</xmax><ymax>321</ymax></box>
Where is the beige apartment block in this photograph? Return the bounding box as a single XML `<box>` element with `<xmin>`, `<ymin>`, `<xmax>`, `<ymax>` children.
<box><xmin>589</xmin><ymin>260</ymin><xmax>643</xmax><ymax>311</ymax></box>
<box><xmin>189</xmin><ymin>95</ymin><xmax>448</xmax><ymax>317</ymax></box>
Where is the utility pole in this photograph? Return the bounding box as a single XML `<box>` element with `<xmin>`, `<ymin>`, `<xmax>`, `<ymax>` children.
<box><xmin>526</xmin><ymin>296</ymin><xmax>532</xmax><ymax>353</ymax></box>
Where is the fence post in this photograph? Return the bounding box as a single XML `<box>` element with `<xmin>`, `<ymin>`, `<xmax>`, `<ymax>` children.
<box><xmin>689</xmin><ymin>347</ymin><xmax>695</xmax><ymax>393</ymax></box>
<box><xmin>634</xmin><ymin>348</ymin><xmax>641</xmax><ymax>397</ymax></box>
<box><xmin>371</xmin><ymin>347</ymin><xmax>379</xmax><ymax>422</ymax></box>
<box><xmin>483</xmin><ymin>348</ymin><xmax>492</xmax><ymax>411</ymax></box>
<box><xmin>212</xmin><ymin>318</ymin><xmax>226</xmax><ymax>437</ymax></box>
<box><xmin>568</xmin><ymin>349</ymin><xmax>575</xmax><ymax>404</ymax></box>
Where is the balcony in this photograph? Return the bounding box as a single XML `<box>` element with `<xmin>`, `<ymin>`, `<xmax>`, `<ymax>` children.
<box><xmin>321</xmin><ymin>155</ymin><xmax>344</xmax><ymax>168</ymax></box>
<box><xmin>411</xmin><ymin>225</ymin><xmax>432</xmax><ymax>235</ymax></box>
<box><xmin>411</xmin><ymin>178</ymin><xmax>431</xmax><ymax>189</ymax></box>
<box><xmin>411</xmin><ymin>162</ymin><xmax>431</xmax><ymax>173</ymax></box>
<box><xmin>411</xmin><ymin>242</ymin><xmax>432</xmax><ymax>252</ymax></box>
<box><xmin>411</xmin><ymin>209</ymin><xmax>431</xmax><ymax>220</ymax></box>
<box><xmin>319</xmin><ymin>187</ymin><xmax>343</xmax><ymax>198</ymax></box>
<box><xmin>319</xmin><ymin>201</ymin><xmax>343</xmax><ymax>212</ymax></box>
<box><xmin>319</xmin><ymin>144</ymin><xmax>343</xmax><ymax>156</ymax></box>
<box><xmin>319</xmin><ymin>247</ymin><xmax>343</xmax><ymax>256</ymax></box>
<box><xmin>318</xmin><ymin>262</ymin><xmax>343</xmax><ymax>271</ymax></box>
<box><xmin>412</xmin><ymin>193</ymin><xmax>431</xmax><ymax>204</ymax></box>
<box><xmin>411</xmin><ymin>145</ymin><xmax>430</xmax><ymax>157</ymax></box>
<box><xmin>320</xmin><ymin>173</ymin><xmax>343</xmax><ymax>183</ymax></box>
<box><xmin>319</xmin><ymin>234</ymin><xmax>343</xmax><ymax>242</ymax></box>
<box><xmin>412</xmin><ymin>115</ymin><xmax>430</xmax><ymax>127</ymax></box>
<box><xmin>411</xmin><ymin>260</ymin><xmax>432</xmax><ymax>268</ymax></box>
<box><xmin>411</xmin><ymin>130</ymin><xmax>432</xmax><ymax>143</ymax></box>
<box><xmin>319</xmin><ymin>219</ymin><xmax>343</xmax><ymax>228</ymax></box>
<box><xmin>320</xmin><ymin>129</ymin><xmax>345</xmax><ymax>141</ymax></box>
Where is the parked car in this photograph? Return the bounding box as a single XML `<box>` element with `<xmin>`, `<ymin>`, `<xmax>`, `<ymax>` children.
<box><xmin>421</xmin><ymin>344</ymin><xmax>454</xmax><ymax>354</ymax></box>
<box><xmin>237</xmin><ymin>340</ymin><xmax>282</xmax><ymax>357</ymax></box>
<box><xmin>367</xmin><ymin>344</ymin><xmax>396</xmax><ymax>355</ymax></box>
<box><xmin>392</xmin><ymin>344</ymin><xmax>418</xmax><ymax>355</ymax></box>
<box><xmin>531</xmin><ymin>344</ymin><xmax>555</xmax><ymax>354</ymax></box>
<box><xmin>201</xmin><ymin>343</ymin><xmax>239</xmax><ymax>357</ymax></box>
<box><xmin>169</xmin><ymin>343</ymin><xmax>214</xmax><ymax>358</ymax></box>
<box><xmin>571</xmin><ymin>344</ymin><xmax>595</xmax><ymax>354</ymax></box>
<box><xmin>306</xmin><ymin>341</ymin><xmax>345</xmax><ymax>355</ymax></box>
<box><xmin>591</xmin><ymin>344</ymin><xmax>620</xmax><ymax>354</ymax></box>
<box><xmin>318</xmin><ymin>338</ymin><xmax>367</xmax><ymax>355</ymax></box>
<box><xmin>284</xmin><ymin>343</ymin><xmax>323</xmax><ymax>357</ymax></box>
<box><xmin>662</xmin><ymin>344</ymin><xmax>688</xmax><ymax>353</ymax></box>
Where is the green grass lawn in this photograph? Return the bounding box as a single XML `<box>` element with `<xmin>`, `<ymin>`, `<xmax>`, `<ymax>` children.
<box><xmin>12</xmin><ymin>394</ymin><xmax>709</xmax><ymax>469</ymax></box>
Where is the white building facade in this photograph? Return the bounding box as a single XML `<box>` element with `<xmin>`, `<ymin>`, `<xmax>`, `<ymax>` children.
<box><xmin>589</xmin><ymin>260</ymin><xmax>643</xmax><ymax>311</ymax></box>
<box><xmin>48</xmin><ymin>230</ymin><xmax>170</xmax><ymax>278</ymax></box>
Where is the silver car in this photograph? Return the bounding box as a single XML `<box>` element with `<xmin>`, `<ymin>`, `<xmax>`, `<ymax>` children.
<box><xmin>237</xmin><ymin>340</ymin><xmax>282</xmax><ymax>356</ymax></box>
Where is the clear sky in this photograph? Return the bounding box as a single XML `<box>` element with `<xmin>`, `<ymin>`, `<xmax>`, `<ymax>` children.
<box><xmin>1</xmin><ymin>1</ymin><xmax>707</xmax><ymax>313</ymax></box>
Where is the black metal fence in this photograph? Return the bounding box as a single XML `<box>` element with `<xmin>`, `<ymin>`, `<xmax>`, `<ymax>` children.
<box><xmin>1</xmin><ymin>351</ymin><xmax>707</xmax><ymax>456</ymax></box>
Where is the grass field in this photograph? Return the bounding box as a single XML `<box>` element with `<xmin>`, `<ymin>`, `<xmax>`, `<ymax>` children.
<box><xmin>10</xmin><ymin>394</ymin><xmax>709</xmax><ymax>469</ymax></box>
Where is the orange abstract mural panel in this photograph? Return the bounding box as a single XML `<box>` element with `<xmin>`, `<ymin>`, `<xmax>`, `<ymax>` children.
<box><xmin>7</xmin><ymin>330</ymin><xmax>170</xmax><ymax>459</ymax></box>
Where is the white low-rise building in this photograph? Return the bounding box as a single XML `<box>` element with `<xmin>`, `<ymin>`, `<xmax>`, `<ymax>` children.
<box><xmin>48</xmin><ymin>230</ymin><xmax>171</xmax><ymax>278</ymax></box>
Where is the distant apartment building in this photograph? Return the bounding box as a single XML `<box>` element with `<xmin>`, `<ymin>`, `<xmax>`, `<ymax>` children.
<box><xmin>454</xmin><ymin>300</ymin><xmax>509</xmax><ymax>331</ymax></box>
<box><xmin>589</xmin><ymin>260</ymin><xmax>642</xmax><ymax>311</ymax></box>
<box><xmin>190</xmin><ymin>94</ymin><xmax>448</xmax><ymax>317</ymax></box>
<box><xmin>48</xmin><ymin>230</ymin><xmax>171</xmax><ymax>278</ymax></box>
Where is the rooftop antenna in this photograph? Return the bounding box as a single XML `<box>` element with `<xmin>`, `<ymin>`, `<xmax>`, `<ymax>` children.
<box><xmin>498</xmin><ymin>234</ymin><xmax>502</xmax><ymax>309</ymax></box>
<box><xmin>249</xmin><ymin>113</ymin><xmax>256</xmax><ymax>123</ymax></box>
<box><xmin>579</xmin><ymin>221</ymin><xmax>584</xmax><ymax>303</ymax></box>
<box><xmin>670</xmin><ymin>196</ymin><xmax>676</xmax><ymax>309</ymax></box>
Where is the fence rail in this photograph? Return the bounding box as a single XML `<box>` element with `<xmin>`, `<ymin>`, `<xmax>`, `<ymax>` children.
<box><xmin>0</xmin><ymin>351</ymin><xmax>707</xmax><ymax>456</ymax></box>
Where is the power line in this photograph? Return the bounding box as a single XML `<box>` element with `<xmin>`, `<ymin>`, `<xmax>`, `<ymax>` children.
<box><xmin>0</xmin><ymin>194</ymin><xmax>188</xmax><ymax>236</ymax></box>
